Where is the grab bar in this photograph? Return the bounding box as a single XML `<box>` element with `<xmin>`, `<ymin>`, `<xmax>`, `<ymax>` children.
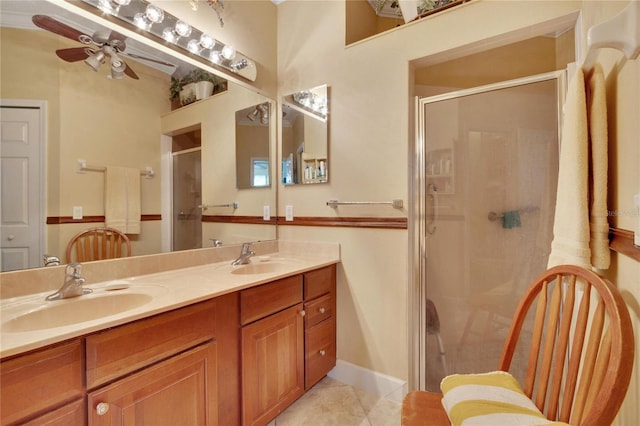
<box><xmin>326</xmin><ymin>199</ymin><xmax>403</xmax><ymax>209</ymax></box>
<box><xmin>199</xmin><ymin>202</ymin><xmax>239</xmax><ymax>210</ymax></box>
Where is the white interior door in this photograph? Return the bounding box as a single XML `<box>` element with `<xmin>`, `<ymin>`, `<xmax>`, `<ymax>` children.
<box><xmin>0</xmin><ymin>102</ymin><xmax>45</xmax><ymax>271</ymax></box>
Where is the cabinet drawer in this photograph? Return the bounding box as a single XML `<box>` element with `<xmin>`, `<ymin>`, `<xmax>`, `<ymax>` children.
<box><xmin>240</xmin><ymin>275</ymin><xmax>302</xmax><ymax>325</ymax></box>
<box><xmin>303</xmin><ymin>265</ymin><xmax>336</xmax><ymax>300</ymax></box>
<box><xmin>86</xmin><ymin>299</ymin><xmax>216</xmax><ymax>389</ymax></box>
<box><xmin>305</xmin><ymin>316</ymin><xmax>336</xmax><ymax>390</ymax></box>
<box><xmin>304</xmin><ymin>293</ymin><xmax>334</xmax><ymax>329</ymax></box>
<box><xmin>1</xmin><ymin>340</ymin><xmax>83</xmax><ymax>425</ymax></box>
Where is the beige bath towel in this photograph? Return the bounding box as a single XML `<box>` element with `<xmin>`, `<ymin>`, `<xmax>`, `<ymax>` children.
<box><xmin>587</xmin><ymin>64</ymin><xmax>610</xmax><ymax>270</ymax></box>
<box><xmin>548</xmin><ymin>69</ymin><xmax>591</xmax><ymax>269</ymax></box>
<box><xmin>105</xmin><ymin>166</ymin><xmax>141</xmax><ymax>234</ymax></box>
<box><xmin>548</xmin><ymin>65</ymin><xmax>610</xmax><ymax>270</ymax></box>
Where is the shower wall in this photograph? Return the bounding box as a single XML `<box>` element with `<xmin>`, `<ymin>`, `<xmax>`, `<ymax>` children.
<box><xmin>421</xmin><ymin>75</ymin><xmax>561</xmax><ymax>390</ymax></box>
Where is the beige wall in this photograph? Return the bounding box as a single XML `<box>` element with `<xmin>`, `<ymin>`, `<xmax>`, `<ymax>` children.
<box><xmin>278</xmin><ymin>2</ymin><xmax>638</xmax><ymax>422</ymax></box>
<box><xmin>1</xmin><ymin>27</ymin><xmax>168</xmax><ymax>260</ymax></box>
<box><xmin>582</xmin><ymin>3</ymin><xmax>640</xmax><ymax>424</ymax></box>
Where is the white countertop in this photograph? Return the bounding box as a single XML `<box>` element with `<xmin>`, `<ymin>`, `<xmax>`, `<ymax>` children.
<box><xmin>0</xmin><ymin>251</ymin><xmax>339</xmax><ymax>359</ymax></box>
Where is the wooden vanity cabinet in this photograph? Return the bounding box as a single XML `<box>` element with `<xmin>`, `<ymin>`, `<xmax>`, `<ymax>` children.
<box><xmin>240</xmin><ymin>265</ymin><xmax>337</xmax><ymax>426</ymax></box>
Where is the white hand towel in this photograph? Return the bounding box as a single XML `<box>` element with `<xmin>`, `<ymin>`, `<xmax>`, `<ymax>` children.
<box><xmin>548</xmin><ymin>69</ymin><xmax>591</xmax><ymax>269</ymax></box>
<box><xmin>105</xmin><ymin>166</ymin><xmax>141</xmax><ymax>234</ymax></box>
<box><xmin>587</xmin><ymin>64</ymin><xmax>610</xmax><ymax>270</ymax></box>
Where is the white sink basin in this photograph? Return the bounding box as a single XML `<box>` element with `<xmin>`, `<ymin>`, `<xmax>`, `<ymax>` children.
<box><xmin>230</xmin><ymin>262</ymin><xmax>289</xmax><ymax>275</ymax></box>
<box><xmin>2</xmin><ymin>292</ymin><xmax>153</xmax><ymax>332</ymax></box>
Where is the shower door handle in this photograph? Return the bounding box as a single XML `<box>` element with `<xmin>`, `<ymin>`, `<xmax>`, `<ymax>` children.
<box><xmin>427</xmin><ymin>184</ymin><xmax>438</xmax><ymax>235</ymax></box>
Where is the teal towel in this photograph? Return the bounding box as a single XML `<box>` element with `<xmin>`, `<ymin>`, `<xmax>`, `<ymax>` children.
<box><xmin>502</xmin><ymin>210</ymin><xmax>521</xmax><ymax>229</ymax></box>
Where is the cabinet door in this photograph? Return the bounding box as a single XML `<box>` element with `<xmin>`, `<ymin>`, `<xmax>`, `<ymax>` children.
<box><xmin>241</xmin><ymin>304</ymin><xmax>304</xmax><ymax>426</ymax></box>
<box><xmin>21</xmin><ymin>399</ymin><xmax>85</xmax><ymax>426</ymax></box>
<box><xmin>88</xmin><ymin>342</ymin><xmax>217</xmax><ymax>426</ymax></box>
<box><xmin>1</xmin><ymin>340</ymin><xmax>83</xmax><ymax>425</ymax></box>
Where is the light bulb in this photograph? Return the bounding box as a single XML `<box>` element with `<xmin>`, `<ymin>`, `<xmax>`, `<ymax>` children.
<box><xmin>187</xmin><ymin>39</ymin><xmax>200</xmax><ymax>53</ymax></box>
<box><xmin>199</xmin><ymin>34</ymin><xmax>214</xmax><ymax>49</ymax></box>
<box><xmin>175</xmin><ymin>20</ymin><xmax>192</xmax><ymax>37</ymax></box>
<box><xmin>145</xmin><ymin>4</ymin><xmax>164</xmax><ymax>24</ymax></box>
<box><xmin>133</xmin><ymin>12</ymin><xmax>150</xmax><ymax>30</ymax></box>
<box><xmin>221</xmin><ymin>45</ymin><xmax>235</xmax><ymax>60</ymax></box>
<box><xmin>162</xmin><ymin>27</ymin><xmax>177</xmax><ymax>43</ymax></box>
<box><xmin>209</xmin><ymin>50</ymin><xmax>222</xmax><ymax>64</ymax></box>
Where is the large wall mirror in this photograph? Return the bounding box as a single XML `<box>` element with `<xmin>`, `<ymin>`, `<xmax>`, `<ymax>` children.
<box><xmin>282</xmin><ymin>85</ymin><xmax>329</xmax><ymax>185</ymax></box>
<box><xmin>0</xmin><ymin>0</ymin><xmax>276</xmax><ymax>272</ymax></box>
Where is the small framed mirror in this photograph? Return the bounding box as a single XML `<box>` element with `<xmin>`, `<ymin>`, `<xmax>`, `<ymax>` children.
<box><xmin>235</xmin><ymin>102</ymin><xmax>272</xmax><ymax>189</ymax></box>
<box><xmin>282</xmin><ymin>84</ymin><xmax>329</xmax><ymax>185</ymax></box>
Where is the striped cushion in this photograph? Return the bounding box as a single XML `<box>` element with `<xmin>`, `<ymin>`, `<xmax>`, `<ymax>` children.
<box><xmin>440</xmin><ymin>371</ymin><xmax>570</xmax><ymax>425</ymax></box>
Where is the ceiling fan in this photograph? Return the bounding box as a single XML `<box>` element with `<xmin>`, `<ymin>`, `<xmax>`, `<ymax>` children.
<box><xmin>32</xmin><ymin>14</ymin><xmax>174</xmax><ymax>80</ymax></box>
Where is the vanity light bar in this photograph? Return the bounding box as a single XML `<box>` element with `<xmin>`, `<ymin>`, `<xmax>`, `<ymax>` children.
<box><xmin>79</xmin><ymin>0</ymin><xmax>257</xmax><ymax>81</ymax></box>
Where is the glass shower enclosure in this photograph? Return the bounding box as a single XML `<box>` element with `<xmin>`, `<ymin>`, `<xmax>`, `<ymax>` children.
<box><xmin>415</xmin><ymin>71</ymin><xmax>565</xmax><ymax>391</ymax></box>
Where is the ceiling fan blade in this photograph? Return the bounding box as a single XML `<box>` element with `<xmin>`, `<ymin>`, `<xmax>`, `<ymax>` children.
<box><xmin>55</xmin><ymin>47</ymin><xmax>90</xmax><ymax>62</ymax></box>
<box><xmin>123</xmin><ymin>62</ymin><xmax>140</xmax><ymax>80</ymax></box>
<box><xmin>121</xmin><ymin>52</ymin><xmax>176</xmax><ymax>67</ymax></box>
<box><xmin>32</xmin><ymin>15</ymin><xmax>89</xmax><ymax>44</ymax></box>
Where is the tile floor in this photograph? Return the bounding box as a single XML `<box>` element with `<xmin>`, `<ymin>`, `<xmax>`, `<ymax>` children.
<box><xmin>268</xmin><ymin>377</ymin><xmax>402</xmax><ymax>426</ymax></box>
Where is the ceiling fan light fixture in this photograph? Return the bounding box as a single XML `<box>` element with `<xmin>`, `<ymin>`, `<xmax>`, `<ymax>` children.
<box><xmin>109</xmin><ymin>61</ymin><xmax>126</xmax><ymax>79</ymax></box>
<box><xmin>84</xmin><ymin>50</ymin><xmax>105</xmax><ymax>71</ymax></box>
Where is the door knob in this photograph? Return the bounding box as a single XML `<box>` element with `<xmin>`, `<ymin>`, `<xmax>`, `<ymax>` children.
<box><xmin>7</xmin><ymin>234</ymin><xmax>15</xmax><ymax>241</ymax></box>
<box><xmin>299</xmin><ymin>310</ymin><xmax>306</xmax><ymax>317</ymax></box>
<box><xmin>319</xmin><ymin>307</ymin><xmax>326</xmax><ymax>314</ymax></box>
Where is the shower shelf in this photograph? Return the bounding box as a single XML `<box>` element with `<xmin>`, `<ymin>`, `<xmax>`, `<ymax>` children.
<box><xmin>426</xmin><ymin>148</ymin><xmax>454</xmax><ymax>194</ymax></box>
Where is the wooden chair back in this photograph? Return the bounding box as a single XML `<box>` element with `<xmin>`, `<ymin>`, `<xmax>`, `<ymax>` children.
<box><xmin>65</xmin><ymin>227</ymin><xmax>132</xmax><ymax>263</ymax></box>
<box><xmin>498</xmin><ymin>265</ymin><xmax>634</xmax><ymax>426</ymax></box>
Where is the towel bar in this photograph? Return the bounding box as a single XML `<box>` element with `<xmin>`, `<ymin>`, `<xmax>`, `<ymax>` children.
<box><xmin>199</xmin><ymin>202</ymin><xmax>239</xmax><ymax>210</ymax></box>
<box><xmin>326</xmin><ymin>199</ymin><xmax>403</xmax><ymax>209</ymax></box>
<box><xmin>76</xmin><ymin>159</ymin><xmax>154</xmax><ymax>178</ymax></box>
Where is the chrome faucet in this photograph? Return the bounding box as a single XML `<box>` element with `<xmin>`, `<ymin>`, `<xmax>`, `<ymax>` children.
<box><xmin>43</xmin><ymin>254</ymin><xmax>60</xmax><ymax>267</ymax></box>
<box><xmin>45</xmin><ymin>263</ymin><xmax>92</xmax><ymax>301</ymax></box>
<box><xmin>231</xmin><ymin>243</ymin><xmax>255</xmax><ymax>266</ymax></box>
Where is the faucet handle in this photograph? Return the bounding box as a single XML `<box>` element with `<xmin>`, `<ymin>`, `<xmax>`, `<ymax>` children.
<box><xmin>66</xmin><ymin>262</ymin><xmax>83</xmax><ymax>278</ymax></box>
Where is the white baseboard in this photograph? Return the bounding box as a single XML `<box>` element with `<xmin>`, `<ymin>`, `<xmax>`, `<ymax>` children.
<box><xmin>327</xmin><ymin>360</ymin><xmax>407</xmax><ymax>404</ymax></box>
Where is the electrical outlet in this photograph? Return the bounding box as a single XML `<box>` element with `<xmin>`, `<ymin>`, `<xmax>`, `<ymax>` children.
<box><xmin>263</xmin><ymin>205</ymin><xmax>270</xmax><ymax>221</ymax></box>
<box><xmin>72</xmin><ymin>206</ymin><xmax>83</xmax><ymax>220</ymax></box>
<box><xmin>285</xmin><ymin>205</ymin><xmax>294</xmax><ymax>221</ymax></box>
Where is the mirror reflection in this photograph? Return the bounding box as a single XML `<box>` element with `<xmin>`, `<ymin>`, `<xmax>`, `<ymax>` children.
<box><xmin>0</xmin><ymin>0</ymin><xmax>276</xmax><ymax>272</ymax></box>
<box><xmin>281</xmin><ymin>85</ymin><xmax>329</xmax><ymax>185</ymax></box>
<box><xmin>236</xmin><ymin>103</ymin><xmax>271</xmax><ymax>189</ymax></box>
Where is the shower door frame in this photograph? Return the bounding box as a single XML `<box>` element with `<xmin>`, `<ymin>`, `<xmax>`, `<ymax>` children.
<box><xmin>409</xmin><ymin>70</ymin><xmax>566</xmax><ymax>391</ymax></box>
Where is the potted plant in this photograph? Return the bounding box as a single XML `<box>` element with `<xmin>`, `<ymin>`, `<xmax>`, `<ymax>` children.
<box><xmin>169</xmin><ymin>70</ymin><xmax>227</xmax><ymax>108</ymax></box>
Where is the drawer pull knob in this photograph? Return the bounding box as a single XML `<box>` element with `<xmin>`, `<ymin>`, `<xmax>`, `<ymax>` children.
<box><xmin>319</xmin><ymin>350</ymin><xmax>326</xmax><ymax>356</ymax></box>
<box><xmin>319</xmin><ymin>307</ymin><xmax>326</xmax><ymax>314</ymax></box>
<box><xmin>96</xmin><ymin>402</ymin><xmax>110</xmax><ymax>416</ymax></box>
<box><xmin>299</xmin><ymin>310</ymin><xmax>306</xmax><ymax>317</ymax></box>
